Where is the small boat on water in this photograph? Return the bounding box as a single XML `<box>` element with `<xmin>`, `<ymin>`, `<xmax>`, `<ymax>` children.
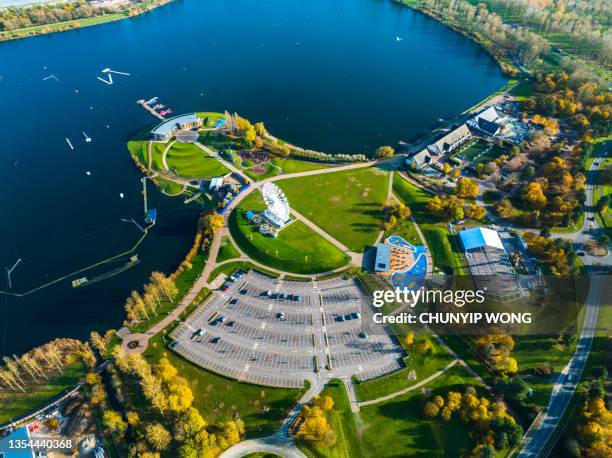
<box><xmin>66</xmin><ymin>138</ymin><xmax>74</xmax><ymax>150</ymax></box>
<box><xmin>83</xmin><ymin>131</ymin><xmax>92</xmax><ymax>143</ymax></box>
<box><xmin>145</xmin><ymin>96</ymin><xmax>159</xmax><ymax>105</ymax></box>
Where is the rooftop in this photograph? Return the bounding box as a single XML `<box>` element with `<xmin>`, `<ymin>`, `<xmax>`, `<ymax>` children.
<box><xmin>151</xmin><ymin>113</ymin><xmax>199</xmax><ymax>137</ymax></box>
<box><xmin>375</xmin><ymin>243</ymin><xmax>391</xmax><ymax>272</ymax></box>
<box><xmin>460</xmin><ymin>227</ymin><xmax>505</xmax><ymax>251</ymax></box>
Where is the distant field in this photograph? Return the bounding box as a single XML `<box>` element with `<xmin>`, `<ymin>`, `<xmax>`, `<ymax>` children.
<box><xmin>229</xmin><ymin>192</ymin><xmax>351</xmax><ymax>274</ymax></box>
<box><xmin>277</xmin><ymin>167</ymin><xmax>389</xmax><ymax>252</ymax></box>
<box><xmin>166</xmin><ymin>141</ymin><xmax>229</xmax><ymax>178</ymax></box>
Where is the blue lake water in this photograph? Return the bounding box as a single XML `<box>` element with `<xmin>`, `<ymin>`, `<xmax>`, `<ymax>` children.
<box><xmin>0</xmin><ymin>0</ymin><xmax>506</xmax><ymax>356</ymax></box>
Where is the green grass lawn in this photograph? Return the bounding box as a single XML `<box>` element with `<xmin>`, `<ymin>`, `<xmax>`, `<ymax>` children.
<box><xmin>127</xmin><ymin>140</ymin><xmax>148</xmax><ymax>165</ymax></box>
<box><xmin>153</xmin><ymin>176</ymin><xmax>184</xmax><ymax>196</ymax></box>
<box><xmin>298</xmin><ymin>379</ymin><xmax>364</xmax><ymax>458</ymax></box>
<box><xmin>356</xmin><ymin>364</ymin><xmax>480</xmax><ymax>457</ymax></box>
<box><xmin>229</xmin><ymin>192</ymin><xmax>351</xmax><ymax>274</ymax></box>
<box><xmin>143</xmin><ymin>333</ymin><xmax>305</xmax><ymax>438</ymax></box>
<box><xmin>150</xmin><ymin>142</ymin><xmax>166</xmax><ymax>171</ymax></box>
<box><xmin>354</xmin><ymin>335</ymin><xmax>454</xmax><ymax>402</ymax></box>
<box><xmin>207</xmin><ymin>260</ymin><xmax>281</xmax><ymax>283</ymax></box>
<box><xmin>272</xmin><ymin>157</ymin><xmax>334</xmax><ymax>174</ymax></box>
<box><xmin>166</xmin><ymin>142</ymin><xmax>229</xmax><ymax>178</ymax></box>
<box><xmin>392</xmin><ymin>174</ymin><xmax>466</xmax><ymax>274</ymax></box>
<box><xmin>277</xmin><ymin>167</ymin><xmax>389</xmax><ymax>252</ymax></box>
<box><xmin>0</xmin><ymin>361</ymin><xmax>86</xmax><ymax>424</ymax></box>
<box><xmin>455</xmin><ymin>138</ymin><xmax>505</xmax><ymax>166</ymax></box>
<box><xmin>216</xmin><ymin>235</ymin><xmax>241</xmax><ymax>263</ymax></box>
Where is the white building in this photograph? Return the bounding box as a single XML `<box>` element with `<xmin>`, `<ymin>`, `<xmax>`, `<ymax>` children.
<box><xmin>151</xmin><ymin>113</ymin><xmax>202</xmax><ymax>141</ymax></box>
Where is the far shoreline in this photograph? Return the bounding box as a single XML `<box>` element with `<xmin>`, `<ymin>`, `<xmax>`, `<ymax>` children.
<box><xmin>0</xmin><ymin>0</ymin><xmax>174</xmax><ymax>43</ymax></box>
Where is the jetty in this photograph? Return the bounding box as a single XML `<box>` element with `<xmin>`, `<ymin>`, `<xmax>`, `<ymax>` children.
<box><xmin>137</xmin><ymin>99</ymin><xmax>165</xmax><ymax>120</ymax></box>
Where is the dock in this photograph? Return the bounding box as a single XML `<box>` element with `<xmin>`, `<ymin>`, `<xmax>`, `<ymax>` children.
<box><xmin>137</xmin><ymin>99</ymin><xmax>165</xmax><ymax>120</ymax></box>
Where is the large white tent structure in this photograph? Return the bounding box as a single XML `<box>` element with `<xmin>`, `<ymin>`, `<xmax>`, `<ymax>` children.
<box><xmin>261</xmin><ymin>183</ymin><xmax>291</xmax><ymax>229</ymax></box>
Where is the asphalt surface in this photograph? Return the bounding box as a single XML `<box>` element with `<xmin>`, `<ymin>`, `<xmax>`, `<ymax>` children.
<box><xmin>170</xmin><ymin>270</ymin><xmax>404</xmax><ymax>388</ymax></box>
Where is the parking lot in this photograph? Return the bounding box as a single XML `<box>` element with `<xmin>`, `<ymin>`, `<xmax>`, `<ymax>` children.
<box><xmin>170</xmin><ymin>271</ymin><xmax>404</xmax><ymax>387</ymax></box>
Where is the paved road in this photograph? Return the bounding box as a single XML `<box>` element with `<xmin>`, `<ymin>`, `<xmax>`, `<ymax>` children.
<box><xmin>518</xmin><ymin>145</ymin><xmax>610</xmax><ymax>456</ymax></box>
<box><xmin>518</xmin><ymin>273</ymin><xmax>604</xmax><ymax>457</ymax></box>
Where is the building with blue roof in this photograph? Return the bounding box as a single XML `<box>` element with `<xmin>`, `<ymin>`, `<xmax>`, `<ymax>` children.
<box><xmin>459</xmin><ymin>227</ymin><xmax>514</xmax><ymax>276</ymax></box>
<box><xmin>374</xmin><ymin>243</ymin><xmax>391</xmax><ymax>273</ymax></box>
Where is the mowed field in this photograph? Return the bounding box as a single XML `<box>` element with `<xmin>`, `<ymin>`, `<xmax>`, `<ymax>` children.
<box><xmin>230</xmin><ymin>192</ymin><xmax>351</xmax><ymax>274</ymax></box>
<box><xmin>299</xmin><ymin>365</ymin><xmax>480</xmax><ymax>457</ymax></box>
<box><xmin>356</xmin><ymin>364</ymin><xmax>480</xmax><ymax>457</ymax></box>
<box><xmin>166</xmin><ymin>142</ymin><xmax>229</xmax><ymax>178</ymax></box>
<box><xmin>277</xmin><ymin>167</ymin><xmax>389</xmax><ymax>252</ymax></box>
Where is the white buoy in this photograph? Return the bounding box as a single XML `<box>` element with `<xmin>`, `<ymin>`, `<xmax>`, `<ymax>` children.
<box><xmin>86</xmin><ymin>171</ymin><xmax>91</xmax><ymax>176</ymax></box>
<box><xmin>66</xmin><ymin>138</ymin><xmax>74</xmax><ymax>150</ymax></box>
<box><xmin>120</xmin><ymin>193</ymin><xmax>125</xmax><ymax>198</ymax></box>
<box><xmin>396</xmin><ymin>36</ymin><xmax>402</xmax><ymax>42</ymax></box>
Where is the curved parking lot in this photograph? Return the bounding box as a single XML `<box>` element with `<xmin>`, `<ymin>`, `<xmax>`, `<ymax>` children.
<box><xmin>170</xmin><ymin>271</ymin><xmax>404</xmax><ymax>387</ymax></box>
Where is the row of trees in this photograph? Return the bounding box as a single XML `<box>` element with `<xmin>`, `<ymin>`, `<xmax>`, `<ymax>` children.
<box><xmin>123</xmin><ymin>271</ymin><xmax>178</xmax><ymax>326</ymax></box>
<box><xmin>223</xmin><ymin>111</ymin><xmax>368</xmax><ymax>162</ymax></box>
<box><xmin>472</xmin><ymin>0</ymin><xmax>612</xmax><ymax>64</ymax></box>
<box><xmin>406</xmin><ymin>0</ymin><xmax>551</xmax><ymax>67</ymax></box>
<box><xmin>0</xmin><ymin>0</ymin><xmax>170</xmax><ymax>34</ymax></box>
<box><xmin>0</xmin><ymin>339</ymin><xmax>93</xmax><ymax>392</ymax></box>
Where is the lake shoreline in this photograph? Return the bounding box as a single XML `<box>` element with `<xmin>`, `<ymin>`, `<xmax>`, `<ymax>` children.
<box><xmin>0</xmin><ymin>0</ymin><xmax>174</xmax><ymax>42</ymax></box>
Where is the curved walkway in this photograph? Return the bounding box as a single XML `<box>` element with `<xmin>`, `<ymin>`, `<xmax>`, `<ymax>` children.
<box><xmin>358</xmin><ymin>359</ymin><xmax>459</xmax><ymax>407</ymax></box>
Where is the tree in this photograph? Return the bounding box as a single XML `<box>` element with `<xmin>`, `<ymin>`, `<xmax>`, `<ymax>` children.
<box><xmin>315</xmin><ymin>395</ymin><xmax>335</xmax><ymax>411</ymax></box>
<box><xmin>374</xmin><ymin>145</ymin><xmax>395</xmax><ymax>159</ymax></box>
<box><xmin>455</xmin><ymin>177</ymin><xmax>479</xmax><ymax>198</ymax></box>
<box><xmin>424</xmin><ymin>401</ymin><xmax>440</xmax><ymax>417</ymax></box>
<box><xmin>442</xmin><ymin>162</ymin><xmax>452</xmax><ymax>175</ymax></box>
<box><xmin>254</xmin><ymin>122</ymin><xmax>267</xmax><ymax>137</ymax></box>
<box><xmin>103</xmin><ymin>410</ymin><xmax>127</xmax><ymax>436</ymax></box>
<box><xmin>145</xmin><ymin>423</ymin><xmax>172</xmax><ymax>452</ymax></box>
<box><xmin>203</xmin><ymin>213</ymin><xmax>225</xmax><ymax>235</ymax></box>
<box><xmin>90</xmin><ymin>331</ymin><xmax>107</xmax><ymax>358</ymax></box>
<box><xmin>141</xmin><ymin>374</ymin><xmax>168</xmax><ymax>416</ymax></box>
<box><xmin>168</xmin><ymin>382</ymin><xmax>194</xmax><ymax>414</ymax></box>
<box><xmin>404</xmin><ymin>332</ymin><xmax>414</xmax><ymax>347</ymax></box>
<box><xmin>395</xmin><ymin>203</ymin><xmax>411</xmax><ymax>219</ymax></box>
<box><xmin>85</xmin><ymin>372</ymin><xmax>102</xmax><ymax>386</ymax></box>
<box><xmin>175</xmin><ymin>407</ymin><xmax>207</xmax><ymax>442</ymax></box>
<box><xmin>524</xmin><ymin>182</ymin><xmax>547</xmax><ymax>210</ymax></box>
<box><xmin>126</xmin><ymin>411</ymin><xmax>139</xmax><ymax>426</ymax></box>
<box><xmin>156</xmin><ymin>358</ymin><xmax>177</xmax><ymax>383</ymax></box>
<box><xmin>453</xmin><ymin>206</ymin><xmax>464</xmax><ymax>222</ymax></box>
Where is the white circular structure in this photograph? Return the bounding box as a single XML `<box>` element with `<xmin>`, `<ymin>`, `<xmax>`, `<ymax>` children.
<box><xmin>262</xmin><ymin>183</ymin><xmax>291</xmax><ymax>228</ymax></box>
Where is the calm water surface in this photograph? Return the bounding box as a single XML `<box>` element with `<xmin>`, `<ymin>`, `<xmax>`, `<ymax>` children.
<box><xmin>0</xmin><ymin>0</ymin><xmax>506</xmax><ymax>356</ymax></box>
